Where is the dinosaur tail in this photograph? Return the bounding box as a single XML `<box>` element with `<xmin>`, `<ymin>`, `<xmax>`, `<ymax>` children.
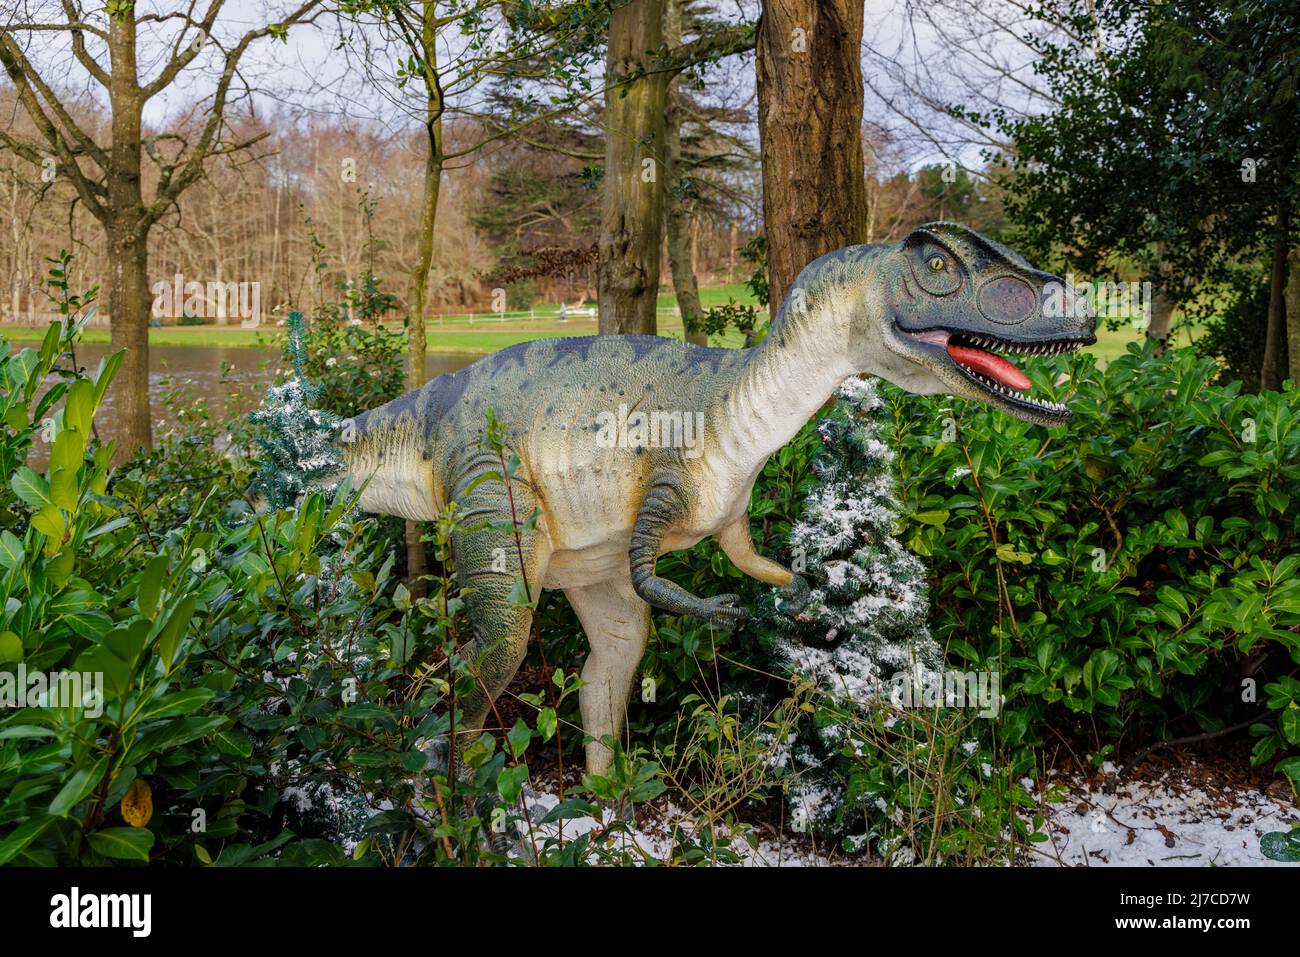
<box><xmin>340</xmin><ymin>392</ymin><xmax>442</xmax><ymax>522</ymax></box>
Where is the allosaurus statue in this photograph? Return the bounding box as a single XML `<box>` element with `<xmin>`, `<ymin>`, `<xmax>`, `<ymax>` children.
<box><xmin>337</xmin><ymin>222</ymin><xmax>1096</xmax><ymax>776</ymax></box>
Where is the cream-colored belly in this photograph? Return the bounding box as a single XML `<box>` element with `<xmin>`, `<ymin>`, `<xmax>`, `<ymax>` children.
<box><xmin>529</xmin><ymin>441</ymin><xmax>755</xmax><ymax>591</ymax></box>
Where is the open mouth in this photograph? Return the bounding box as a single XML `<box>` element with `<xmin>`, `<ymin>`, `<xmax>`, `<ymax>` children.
<box><xmin>900</xmin><ymin>327</ymin><xmax>1093</xmax><ymax>419</ymax></box>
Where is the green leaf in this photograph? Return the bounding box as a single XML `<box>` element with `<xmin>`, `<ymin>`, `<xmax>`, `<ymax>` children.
<box><xmin>497</xmin><ymin>763</ymin><xmax>529</xmax><ymax>804</ymax></box>
<box><xmin>995</xmin><ymin>542</ymin><xmax>1035</xmax><ymax>564</ymax></box>
<box><xmin>0</xmin><ymin>531</ymin><xmax>24</xmax><ymax>569</ymax></box>
<box><xmin>912</xmin><ymin>509</ymin><xmax>949</xmax><ymax>526</ymax></box>
<box><xmin>362</xmin><ymin>809</ymin><xmax>416</xmax><ymax>835</ymax></box>
<box><xmin>214</xmin><ymin>728</ymin><xmax>254</xmax><ymax>758</ymax></box>
<box><xmin>48</xmin><ymin>759</ymin><xmax>107</xmax><ymax>817</ymax></box>
<box><xmin>506</xmin><ymin>719</ymin><xmax>531</xmax><ymax>758</ymax></box>
<box><xmin>72</xmin><ymin>646</ymin><xmax>132</xmax><ymax>700</ymax></box>
<box><xmin>1277</xmin><ymin>756</ymin><xmax>1300</xmax><ymax>786</ymax></box>
<box><xmin>65</xmin><ymin>611</ymin><xmax>115</xmax><ymax>641</ymax></box>
<box><xmin>1156</xmin><ymin>585</ymin><xmax>1190</xmax><ymax>616</ymax></box>
<box><xmin>156</xmin><ymin>593</ymin><xmax>198</xmax><ymax>668</ymax></box>
<box><xmin>1282</xmin><ymin>707</ymin><xmax>1300</xmax><ymax>747</ymax></box>
<box><xmin>49</xmin><ymin>589</ymin><xmax>100</xmax><ymax>617</ymax></box>
<box><xmin>136</xmin><ymin>554</ymin><xmax>169</xmax><ymax>621</ymax></box>
<box><xmin>538</xmin><ymin>798</ymin><xmax>600</xmax><ymax>824</ymax></box>
<box><xmin>1163</xmin><ymin>509</ymin><xmax>1189</xmax><ymax>537</ymax></box>
<box><xmin>64</xmin><ymin>379</ymin><xmax>94</xmax><ymax>435</ymax></box>
<box><xmin>87</xmin><ymin>826</ymin><xmax>155</xmax><ymax>862</ymax></box>
<box><xmin>138</xmin><ymin>687</ymin><xmax>216</xmax><ymax>720</ymax></box>
<box><xmin>537</xmin><ymin>707</ymin><xmax>557</xmax><ymax>742</ymax></box>
<box><xmin>1260</xmin><ymin>830</ymin><xmax>1300</xmax><ymax>863</ymax></box>
<box><xmin>49</xmin><ymin>427</ymin><xmax>85</xmax><ymax>475</ymax></box>
<box><xmin>11</xmin><ymin>467</ymin><xmax>51</xmax><ymax>506</ymax></box>
<box><xmin>0</xmin><ymin>816</ymin><xmax>53</xmax><ymax>865</ymax></box>
<box><xmin>0</xmin><ymin>724</ymin><xmax>54</xmax><ymax>740</ymax></box>
<box><xmin>31</xmin><ymin>505</ymin><xmax>67</xmax><ymax>548</ymax></box>
<box><xmin>133</xmin><ymin>716</ymin><xmax>227</xmax><ymax>755</ymax></box>
<box><xmin>92</xmin><ymin>351</ymin><xmax>125</xmax><ymax>408</ymax></box>
<box><xmin>49</xmin><ymin>467</ymin><xmax>79</xmax><ymax>512</ymax></box>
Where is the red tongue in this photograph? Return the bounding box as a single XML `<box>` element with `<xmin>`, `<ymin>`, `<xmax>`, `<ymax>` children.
<box><xmin>947</xmin><ymin>343</ymin><xmax>1032</xmax><ymax>391</ymax></box>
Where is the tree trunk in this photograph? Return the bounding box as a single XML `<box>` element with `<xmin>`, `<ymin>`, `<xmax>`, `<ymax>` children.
<box><xmin>668</xmin><ymin>206</ymin><xmax>706</xmax><ymax>344</ymax></box>
<box><xmin>1146</xmin><ymin>242</ymin><xmax>1175</xmax><ymax>349</ymax></box>
<box><xmin>105</xmin><ymin>14</ymin><xmax>151</xmax><ymax>461</ymax></box>
<box><xmin>1261</xmin><ymin>198</ymin><xmax>1291</xmax><ymax>391</ymax></box>
<box><xmin>664</xmin><ymin>0</ymin><xmax>705</xmax><ymax>345</ymax></box>
<box><xmin>405</xmin><ymin>0</ymin><xmax>444</xmax><ymax>596</ymax></box>
<box><xmin>597</xmin><ymin>0</ymin><xmax>670</xmax><ymax>335</ymax></box>
<box><xmin>1287</xmin><ymin>245</ymin><xmax>1300</xmax><ymax>387</ymax></box>
<box><xmin>1147</xmin><ymin>287</ymin><xmax>1175</xmax><ymax>346</ymax></box>
<box><xmin>756</xmin><ymin>0</ymin><xmax>870</xmax><ymax>318</ymax></box>
<box><xmin>106</xmin><ymin>223</ymin><xmax>152</xmax><ymax>460</ymax></box>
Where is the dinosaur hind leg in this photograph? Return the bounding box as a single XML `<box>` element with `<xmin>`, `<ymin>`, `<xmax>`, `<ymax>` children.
<box><xmin>449</xmin><ymin>485</ymin><xmax>548</xmax><ymax>762</ymax></box>
<box><xmin>565</xmin><ymin>576</ymin><xmax>650</xmax><ymax>777</ymax></box>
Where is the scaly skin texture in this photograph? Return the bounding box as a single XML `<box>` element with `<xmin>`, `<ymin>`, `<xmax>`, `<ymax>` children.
<box><xmin>338</xmin><ymin>223</ymin><xmax>1096</xmax><ymax>775</ymax></box>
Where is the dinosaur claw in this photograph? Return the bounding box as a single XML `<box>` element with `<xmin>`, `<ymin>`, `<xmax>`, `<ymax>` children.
<box><xmin>421</xmin><ymin>736</ymin><xmax>450</xmax><ymax>775</ymax></box>
<box><xmin>776</xmin><ymin>574</ymin><xmax>810</xmax><ymax>612</ymax></box>
<box><xmin>702</xmin><ymin>593</ymin><xmax>749</xmax><ymax>627</ymax></box>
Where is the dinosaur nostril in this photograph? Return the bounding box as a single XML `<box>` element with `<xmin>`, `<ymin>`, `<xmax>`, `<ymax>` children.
<box><xmin>977</xmin><ymin>276</ymin><xmax>1036</xmax><ymax>324</ymax></box>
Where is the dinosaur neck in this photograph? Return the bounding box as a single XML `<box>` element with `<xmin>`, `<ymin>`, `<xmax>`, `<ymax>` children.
<box><xmin>718</xmin><ymin>286</ymin><xmax>862</xmax><ymax>473</ymax></box>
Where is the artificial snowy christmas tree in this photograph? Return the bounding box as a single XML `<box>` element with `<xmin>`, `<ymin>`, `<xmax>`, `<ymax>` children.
<box><xmin>249</xmin><ymin>311</ymin><xmax>346</xmax><ymax>509</ymax></box>
<box><xmin>755</xmin><ymin>376</ymin><xmax>944</xmax><ymax>844</ymax></box>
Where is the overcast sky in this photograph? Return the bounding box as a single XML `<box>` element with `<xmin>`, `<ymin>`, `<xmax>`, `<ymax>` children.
<box><xmin>3</xmin><ymin>0</ymin><xmax>1044</xmax><ymax>174</ymax></box>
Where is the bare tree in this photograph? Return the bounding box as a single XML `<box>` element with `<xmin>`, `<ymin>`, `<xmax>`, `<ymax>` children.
<box><xmin>0</xmin><ymin>0</ymin><xmax>324</xmax><ymax>458</ymax></box>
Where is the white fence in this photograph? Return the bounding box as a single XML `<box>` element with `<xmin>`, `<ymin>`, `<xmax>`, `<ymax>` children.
<box><xmin>3</xmin><ymin>305</ymin><xmax>686</xmax><ymax>329</ymax></box>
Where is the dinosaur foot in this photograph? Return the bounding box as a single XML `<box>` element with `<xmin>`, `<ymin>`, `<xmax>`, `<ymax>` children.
<box><xmin>421</xmin><ymin>736</ymin><xmax>450</xmax><ymax>776</ymax></box>
<box><xmin>596</xmin><ymin>796</ymin><xmax>637</xmax><ymax>825</ymax></box>
<box><xmin>775</xmin><ymin>574</ymin><xmax>811</xmax><ymax>613</ymax></box>
<box><xmin>700</xmin><ymin>593</ymin><xmax>750</xmax><ymax>628</ymax></box>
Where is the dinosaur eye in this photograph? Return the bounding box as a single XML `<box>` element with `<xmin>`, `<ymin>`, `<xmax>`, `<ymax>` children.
<box><xmin>909</xmin><ymin>242</ymin><xmax>961</xmax><ymax>295</ymax></box>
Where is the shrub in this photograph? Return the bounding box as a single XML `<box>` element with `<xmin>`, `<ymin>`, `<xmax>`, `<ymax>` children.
<box><xmin>889</xmin><ymin>341</ymin><xmax>1300</xmax><ymax>784</ymax></box>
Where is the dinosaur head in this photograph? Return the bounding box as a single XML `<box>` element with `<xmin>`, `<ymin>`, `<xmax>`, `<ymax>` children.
<box><xmin>867</xmin><ymin>222</ymin><xmax>1096</xmax><ymax>426</ymax></box>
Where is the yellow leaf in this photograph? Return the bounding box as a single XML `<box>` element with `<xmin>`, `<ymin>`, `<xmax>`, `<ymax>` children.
<box><xmin>120</xmin><ymin>778</ymin><xmax>153</xmax><ymax>828</ymax></box>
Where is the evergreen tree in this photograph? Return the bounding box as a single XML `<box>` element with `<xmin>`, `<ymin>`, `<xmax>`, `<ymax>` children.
<box><xmin>755</xmin><ymin>377</ymin><xmax>942</xmax><ymax>841</ymax></box>
<box><xmin>249</xmin><ymin>312</ymin><xmax>347</xmax><ymax>509</ymax></box>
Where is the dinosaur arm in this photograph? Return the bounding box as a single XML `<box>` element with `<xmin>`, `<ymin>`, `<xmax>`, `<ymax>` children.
<box><xmin>717</xmin><ymin>518</ymin><xmax>794</xmax><ymax>585</ymax></box>
<box><xmin>629</xmin><ymin>472</ymin><xmax>747</xmax><ymax>626</ymax></box>
<box><xmin>717</xmin><ymin>517</ymin><xmax>810</xmax><ymax>610</ymax></box>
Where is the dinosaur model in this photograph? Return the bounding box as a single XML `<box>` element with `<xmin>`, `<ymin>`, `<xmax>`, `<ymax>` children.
<box><xmin>336</xmin><ymin>222</ymin><xmax>1096</xmax><ymax>776</ymax></box>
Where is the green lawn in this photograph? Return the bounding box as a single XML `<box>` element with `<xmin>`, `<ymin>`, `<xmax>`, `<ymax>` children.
<box><xmin>0</xmin><ymin>324</ymin><xmax>274</xmax><ymax>348</ymax></box>
<box><xmin>656</xmin><ymin>282</ymin><xmax>758</xmax><ymax>309</ymax></box>
<box><xmin>1087</xmin><ymin>321</ymin><xmax>1200</xmax><ymax>364</ymax></box>
<box><xmin>3</xmin><ymin>283</ymin><xmax>1182</xmax><ymax>363</ymax></box>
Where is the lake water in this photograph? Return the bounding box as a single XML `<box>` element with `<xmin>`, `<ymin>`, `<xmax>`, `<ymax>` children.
<box><xmin>58</xmin><ymin>343</ymin><xmax>478</xmax><ymax>427</ymax></box>
<box><xmin>11</xmin><ymin>342</ymin><xmax>477</xmax><ymax>467</ymax></box>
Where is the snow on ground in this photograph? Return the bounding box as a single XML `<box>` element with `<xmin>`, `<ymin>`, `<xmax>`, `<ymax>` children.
<box><xmin>1025</xmin><ymin>762</ymin><xmax>1300</xmax><ymax>867</ymax></box>
<box><xmin>513</xmin><ymin>788</ymin><xmax>849</xmax><ymax>866</ymax></box>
